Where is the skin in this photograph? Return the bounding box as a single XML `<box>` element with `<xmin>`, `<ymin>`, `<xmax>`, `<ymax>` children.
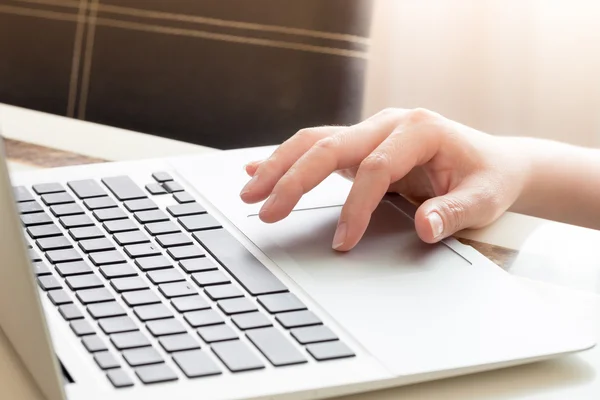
<box><xmin>239</xmin><ymin>108</ymin><xmax>600</xmax><ymax>251</ymax></box>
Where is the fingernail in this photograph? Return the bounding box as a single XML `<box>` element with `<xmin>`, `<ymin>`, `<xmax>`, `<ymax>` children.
<box><xmin>427</xmin><ymin>211</ymin><xmax>444</xmax><ymax>239</ymax></box>
<box><xmin>332</xmin><ymin>222</ymin><xmax>347</xmax><ymax>249</ymax></box>
<box><xmin>240</xmin><ymin>175</ymin><xmax>259</xmax><ymax>197</ymax></box>
<box><xmin>260</xmin><ymin>193</ymin><xmax>278</xmax><ymax>215</ymax></box>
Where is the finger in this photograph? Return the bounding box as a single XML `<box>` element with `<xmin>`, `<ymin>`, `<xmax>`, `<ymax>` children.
<box><xmin>244</xmin><ymin>160</ymin><xmax>262</xmax><ymax>177</ymax></box>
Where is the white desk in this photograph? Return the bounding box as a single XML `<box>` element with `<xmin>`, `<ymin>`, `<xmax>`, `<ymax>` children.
<box><xmin>2</xmin><ymin>104</ymin><xmax>600</xmax><ymax>400</ymax></box>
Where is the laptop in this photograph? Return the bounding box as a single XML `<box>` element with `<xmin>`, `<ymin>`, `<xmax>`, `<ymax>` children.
<box><xmin>0</xmin><ymin>133</ymin><xmax>595</xmax><ymax>400</ymax></box>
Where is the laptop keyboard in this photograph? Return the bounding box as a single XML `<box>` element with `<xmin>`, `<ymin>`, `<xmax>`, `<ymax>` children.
<box><xmin>14</xmin><ymin>172</ymin><xmax>354</xmax><ymax>388</ymax></box>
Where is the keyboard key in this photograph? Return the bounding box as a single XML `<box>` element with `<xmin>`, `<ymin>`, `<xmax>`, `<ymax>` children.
<box><xmin>21</xmin><ymin>213</ymin><xmax>53</xmax><ymax>226</ymax></box>
<box><xmin>13</xmin><ymin>186</ymin><xmax>34</xmax><ymax>202</ymax></box>
<box><xmin>184</xmin><ymin>310</ymin><xmax>223</xmax><ymax>327</ymax></box>
<box><xmin>18</xmin><ymin>200</ymin><xmax>44</xmax><ymax>214</ymax></box>
<box><xmin>36</xmin><ymin>236</ymin><xmax>71</xmax><ymax>251</ymax></box>
<box><xmin>123</xmin><ymin>347</ymin><xmax>163</xmax><ymax>367</ymax></box>
<box><xmin>60</xmin><ymin>215</ymin><xmax>94</xmax><ymax>229</ymax></box>
<box><xmin>28</xmin><ymin>224</ymin><xmax>62</xmax><ymax>239</ymax></box>
<box><xmin>94</xmin><ymin>352</ymin><xmax>120</xmax><ymax>369</ymax></box>
<box><xmin>172</xmin><ymin>350</ymin><xmax>221</xmax><ymax>378</ymax></box>
<box><xmin>152</xmin><ymin>172</ymin><xmax>173</xmax><ymax>182</ymax></box>
<box><xmin>29</xmin><ymin>248</ymin><xmax>42</xmax><ymax>262</ymax></box>
<box><xmin>134</xmin><ymin>210</ymin><xmax>169</xmax><ymax>224</ymax></box>
<box><xmin>197</xmin><ymin>325</ymin><xmax>238</xmax><ymax>343</ymax></box>
<box><xmin>113</xmin><ymin>231</ymin><xmax>150</xmax><ymax>246</ymax></box>
<box><xmin>147</xmin><ymin>269</ymin><xmax>185</xmax><ymax>284</ymax></box>
<box><xmin>47</xmin><ymin>289</ymin><xmax>72</xmax><ymax>305</ymax></box>
<box><xmin>70</xmin><ymin>319</ymin><xmax>95</xmax><ymax>336</ymax></box>
<box><xmin>111</xmin><ymin>331</ymin><xmax>151</xmax><ymax>350</ymax></box>
<box><xmin>145</xmin><ymin>221</ymin><xmax>180</xmax><ymax>236</ymax></box>
<box><xmin>38</xmin><ymin>275</ymin><xmax>62</xmax><ymax>291</ymax></box>
<box><xmin>167</xmin><ymin>203</ymin><xmax>206</xmax><ymax>217</ymax></box>
<box><xmin>218</xmin><ymin>298</ymin><xmax>257</xmax><ymax>315</ymax></box>
<box><xmin>258</xmin><ymin>293</ymin><xmax>306</xmax><ymax>314</ymax></box>
<box><xmin>122</xmin><ymin>290</ymin><xmax>161</xmax><ymax>307</ymax></box>
<box><xmin>66</xmin><ymin>274</ymin><xmax>103</xmax><ymax>291</ymax></box>
<box><xmin>159</xmin><ymin>282</ymin><xmax>197</xmax><ymax>298</ymax></box>
<box><xmin>179</xmin><ymin>215</ymin><xmax>221</xmax><ymax>232</ymax></box>
<box><xmin>146</xmin><ymin>318</ymin><xmax>186</xmax><ymax>336</ymax></box>
<box><xmin>88</xmin><ymin>301</ymin><xmax>127</xmax><ymax>319</ymax></box>
<box><xmin>111</xmin><ymin>277</ymin><xmax>148</xmax><ymax>292</ymax></box>
<box><xmin>134</xmin><ymin>304</ymin><xmax>173</xmax><ymax>321</ymax></box>
<box><xmin>135</xmin><ymin>364</ymin><xmax>178</xmax><ymax>384</ymax></box>
<box><xmin>33</xmin><ymin>261</ymin><xmax>51</xmax><ymax>275</ymax></box>
<box><xmin>211</xmin><ymin>340</ymin><xmax>264</xmax><ymax>372</ymax></box>
<box><xmin>231</xmin><ymin>312</ymin><xmax>273</xmax><ymax>331</ymax></box>
<box><xmin>246</xmin><ymin>327</ymin><xmax>307</xmax><ymax>366</ymax></box>
<box><xmin>56</xmin><ymin>261</ymin><xmax>93</xmax><ymax>277</ymax></box>
<box><xmin>124</xmin><ymin>243</ymin><xmax>161</xmax><ymax>258</ymax></box>
<box><xmin>84</xmin><ymin>197</ymin><xmax>117</xmax><ymax>210</ymax></box>
<box><xmin>68</xmin><ymin>180</ymin><xmax>107</xmax><ymax>199</ymax></box>
<box><xmin>146</xmin><ymin>183</ymin><xmax>167</xmax><ymax>195</ymax></box>
<box><xmin>50</xmin><ymin>204</ymin><xmax>84</xmax><ymax>217</ymax></box>
<box><xmin>163</xmin><ymin>181</ymin><xmax>184</xmax><ymax>193</ymax></box>
<box><xmin>135</xmin><ymin>255</ymin><xmax>172</xmax><ymax>271</ymax></box>
<box><xmin>59</xmin><ymin>304</ymin><xmax>84</xmax><ymax>320</ymax></box>
<box><xmin>69</xmin><ymin>226</ymin><xmax>104</xmax><ymax>241</ymax></box>
<box><xmin>47</xmin><ymin>249</ymin><xmax>82</xmax><ymax>264</ymax></box>
<box><xmin>42</xmin><ymin>192</ymin><xmax>74</xmax><ymax>206</ymax></box>
<box><xmin>124</xmin><ymin>198</ymin><xmax>158</xmax><ymax>212</ymax></box>
<box><xmin>276</xmin><ymin>311</ymin><xmax>322</xmax><ymax>329</ymax></box>
<box><xmin>99</xmin><ymin>316</ymin><xmax>138</xmax><ymax>334</ymax></box>
<box><xmin>179</xmin><ymin>258</ymin><xmax>218</xmax><ymax>273</ymax></box>
<box><xmin>307</xmin><ymin>341</ymin><xmax>355</xmax><ymax>361</ymax></box>
<box><xmin>79</xmin><ymin>238</ymin><xmax>115</xmax><ymax>253</ymax></box>
<box><xmin>106</xmin><ymin>369</ymin><xmax>134</xmax><ymax>388</ymax></box>
<box><xmin>103</xmin><ymin>219</ymin><xmax>138</xmax><ymax>233</ymax></box>
<box><xmin>204</xmin><ymin>284</ymin><xmax>243</xmax><ymax>301</ymax></box>
<box><xmin>82</xmin><ymin>335</ymin><xmax>108</xmax><ymax>352</ymax></box>
<box><xmin>102</xmin><ymin>176</ymin><xmax>146</xmax><ymax>201</ymax></box>
<box><xmin>171</xmin><ymin>295</ymin><xmax>210</xmax><ymax>313</ymax></box>
<box><xmin>192</xmin><ymin>270</ymin><xmax>229</xmax><ymax>287</ymax></box>
<box><xmin>77</xmin><ymin>288</ymin><xmax>114</xmax><ymax>304</ymax></box>
<box><xmin>159</xmin><ymin>334</ymin><xmax>200</xmax><ymax>353</ymax></box>
<box><xmin>194</xmin><ymin>229</ymin><xmax>287</xmax><ymax>296</ymax></box>
<box><xmin>89</xmin><ymin>250</ymin><xmax>126</xmax><ymax>266</ymax></box>
<box><xmin>100</xmin><ymin>264</ymin><xmax>138</xmax><ymax>279</ymax></box>
<box><xmin>291</xmin><ymin>326</ymin><xmax>337</xmax><ymax>344</ymax></box>
<box><xmin>33</xmin><ymin>182</ymin><xmax>64</xmax><ymax>195</ymax></box>
<box><xmin>155</xmin><ymin>233</ymin><xmax>192</xmax><ymax>248</ymax></box>
<box><xmin>167</xmin><ymin>245</ymin><xmax>205</xmax><ymax>260</ymax></box>
<box><xmin>94</xmin><ymin>208</ymin><xmax>127</xmax><ymax>222</ymax></box>
<box><xmin>173</xmin><ymin>192</ymin><xmax>194</xmax><ymax>204</ymax></box>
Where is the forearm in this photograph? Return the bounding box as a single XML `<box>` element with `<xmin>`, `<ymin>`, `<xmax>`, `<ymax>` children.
<box><xmin>509</xmin><ymin>136</ymin><xmax>600</xmax><ymax>229</ymax></box>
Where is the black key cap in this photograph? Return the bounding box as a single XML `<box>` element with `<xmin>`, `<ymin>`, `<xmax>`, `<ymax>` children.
<box><xmin>194</xmin><ymin>229</ymin><xmax>287</xmax><ymax>296</ymax></box>
<box><xmin>47</xmin><ymin>249</ymin><xmax>82</xmax><ymax>264</ymax></box>
<box><xmin>18</xmin><ymin>200</ymin><xmax>44</xmax><ymax>214</ymax></box>
<box><xmin>38</xmin><ymin>275</ymin><xmax>62</xmax><ymax>291</ymax></box>
<box><xmin>100</xmin><ymin>264</ymin><xmax>138</xmax><ymax>279</ymax></box>
<box><xmin>50</xmin><ymin>204</ymin><xmax>84</xmax><ymax>217</ymax></box>
<box><xmin>67</xmin><ymin>179</ymin><xmax>106</xmax><ymax>199</ymax></box>
<box><xmin>70</xmin><ymin>319</ymin><xmax>95</xmax><ymax>336</ymax></box>
<box><xmin>218</xmin><ymin>298</ymin><xmax>257</xmax><ymax>315</ymax></box>
<box><xmin>56</xmin><ymin>261</ymin><xmax>93</xmax><ymax>277</ymax></box>
<box><xmin>122</xmin><ymin>290</ymin><xmax>161</xmax><ymax>307</ymax></box>
<box><xmin>111</xmin><ymin>277</ymin><xmax>148</xmax><ymax>292</ymax></box>
<box><xmin>167</xmin><ymin>245</ymin><xmax>205</xmax><ymax>260</ymax></box>
<box><xmin>60</xmin><ymin>215</ymin><xmax>94</xmax><ymax>229</ymax></box>
<box><xmin>197</xmin><ymin>325</ymin><xmax>238</xmax><ymax>343</ymax></box>
<box><xmin>159</xmin><ymin>334</ymin><xmax>200</xmax><ymax>353</ymax></box>
<box><xmin>291</xmin><ymin>326</ymin><xmax>337</xmax><ymax>344</ymax></box>
<box><xmin>258</xmin><ymin>293</ymin><xmax>306</xmax><ymax>314</ymax></box>
<box><xmin>124</xmin><ymin>243</ymin><xmax>161</xmax><ymax>258</ymax></box>
<box><xmin>29</xmin><ymin>248</ymin><xmax>42</xmax><ymax>262</ymax></box>
<box><xmin>99</xmin><ymin>316</ymin><xmax>138</xmax><ymax>334</ymax></box>
<box><xmin>42</xmin><ymin>192</ymin><xmax>74</xmax><ymax>206</ymax></box>
<box><xmin>173</xmin><ymin>192</ymin><xmax>194</xmax><ymax>204</ymax></box>
<box><xmin>113</xmin><ymin>231</ymin><xmax>150</xmax><ymax>246</ymax></box>
<box><xmin>171</xmin><ymin>295</ymin><xmax>210</xmax><ymax>313</ymax></box>
<box><xmin>147</xmin><ymin>269</ymin><xmax>185</xmax><ymax>284</ymax></box>
<box><xmin>246</xmin><ymin>327</ymin><xmax>307</xmax><ymax>366</ymax></box>
<box><xmin>204</xmin><ymin>284</ymin><xmax>243</xmax><ymax>301</ymax></box>
<box><xmin>13</xmin><ymin>186</ymin><xmax>34</xmax><ymax>202</ymax></box>
<box><xmin>152</xmin><ymin>172</ymin><xmax>173</xmax><ymax>182</ymax></box>
<box><xmin>135</xmin><ymin>364</ymin><xmax>178</xmax><ymax>384</ymax></box>
<box><xmin>89</xmin><ymin>250</ymin><xmax>126</xmax><ymax>266</ymax></box>
<box><xmin>33</xmin><ymin>261</ymin><xmax>52</xmax><ymax>275</ymax></box>
<box><xmin>146</xmin><ymin>183</ymin><xmax>167</xmax><ymax>195</ymax></box>
<box><xmin>145</xmin><ymin>221</ymin><xmax>180</xmax><ymax>236</ymax></box>
<box><xmin>84</xmin><ymin>197</ymin><xmax>117</xmax><ymax>210</ymax></box>
<box><xmin>124</xmin><ymin>198</ymin><xmax>158</xmax><ymax>212</ymax></box>
<box><xmin>79</xmin><ymin>238</ymin><xmax>115</xmax><ymax>253</ymax></box>
<box><xmin>66</xmin><ymin>274</ymin><xmax>103</xmax><ymax>291</ymax></box>
<box><xmin>94</xmin><ymin>352</ymin><xmax>120</xmax><ymax>369</ymax></box>
<box><xmin>134</xmin><ymin>304</ymin><xmax>173</xmax><ymax>321</ymax></box>
<box><xmin>33</xmin><ymin>182</ymin><xmax>64</xmax><ymax>195</ymax></box>
<box><xmin>94</xmin><ymin>208</ymin><xmax>127</xmax><ymax>222</ymax></box>
<box><xmin>211</xmin><ymin>341</ymin><xmax>264</xmax><ymax>372</ymax></box>
<box><xmin>173</xmin><ymin>350</ymin><xmax>221</xmax><ymax>378</ymax></box>
<box><xmin>134</xmin><ymin>210</ymin><xmax>169</xmax><ymax>224</ymax></box>
<box><xmin>183</xmin><ymin>310</ymin><xmax>223</xmax><ymax>327</ymax></box>
<box><xmin>28</xmin><ymin>224</ymin><xmax>62</xmax><ymax>239</ymax></box>
<box><xmin>37</xmin><ymin>236</ymin><xmax>72</xmax><ymax>251</ymax></box>
<box><xmin>77</xmin><ymin>287</ymin><xmax>114</xmax><ymax>304</ymax></box>
<box><xmin>167</xmin><ymin>203</ymin><xmax>206</xmax><ymax>217</ymax></box>
<box><xmin>307</xmin><ymin>341</ymin><xmax>354</xmax><ymax>361</ymax></box>
<box><xmin>159</xmin><ymin>282</ymin><xmax>197</xmax><ymax>298</ymax></box>
<box><xmin>59</xmin><ymin>304</ymin><xmax>84</xmax><ymax>320</ymax></box>
<box><xmin>123</xmin><ymin>347</ymin><xmax>163</xmax><ymax>367</ymax></box>
<box><xmin>82</xmin><ymin>335</ymin><xmax>108</xmax><ymax>352</ymax></box>
<box><xmin>192</xmin><ymin>270</ymin><xmax>229</xmax><ymax>287</ymax></box>
<box><xmin>88</xmin><ymin>302</ymin><xmax>127</xmax><ymax>319</ymax></box>
<box><xmin>146</xmin><ymin>318</ymin><xmax>186</xmax><ymax>336</ymax></box>
<box><xmin>69</xmin><ymin>226</ymin><xmax>104</xmax><ymax>241</ymax></box>
<box><xmin>179</xmin><ymin>258</ymin><xmax>218</xmax><ymax>273</ymax></box>
<box><xmin>106</xmin><ymin>369</ymin><xmax>134</xmax><ymax>388</ymax></box>
<box><xmin>111</xmin><ymin>331</ymin><xmax>151</xmax><ymax>350</ymax></box>
<box><xmin>103</xmin><ymin>219</ymin><xmax>138</xmax><ymax>233</ymax></box>
<box><xmin>102</xmin><ymin>176</ymin><xmax>146</xmax><ymax>201</ymax></box>
<box><xmin>135</xmin><ymin>255</ymin><xmax>172</xmax><ymax>271</ymax></box>
<box><xmin>276</xmin><ymin>311</ymin><xmax>322</xmax><ymax>329</ymax></box>
<box><xmin>47</xmin><ymin>290</ymin><xmax>72</xmax><ymax>305</ymax></box>
<box><xmin>179</xmin><ymin>215</ymin><xmax>221</xmax><ymax>232</ymax></box>
<box><xmin>155</xmin><ymin>233</ymin><xmax>192</xmax><ymax>248</ymax></box>
<box><xmin>163</xmin><ymin>181</ymin><xmax>184</xmax><ymax>193</ymax></box>
<box><xmin>231</xmin><ymin>312</ymin><xmax>273</xmax><ymax>330</ymax></box>
<box><xmin>21</xmin><ymin>213</ymin><xmax>53</xmax><ymax>226</ymax></box>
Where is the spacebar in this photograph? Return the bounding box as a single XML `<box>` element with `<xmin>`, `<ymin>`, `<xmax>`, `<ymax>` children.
<box><xmin>193</xmin><ymin>229</ymin><xmax>288</xmax><ymax>296</ymax></box>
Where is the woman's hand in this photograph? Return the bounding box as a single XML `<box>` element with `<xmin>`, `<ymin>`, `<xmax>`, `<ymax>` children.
<box><xmin>239</xmin><ymin>108</ymin><xmax>530</xmax><ymax>251</ymax></box>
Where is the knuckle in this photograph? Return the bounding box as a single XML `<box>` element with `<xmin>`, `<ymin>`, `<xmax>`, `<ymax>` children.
<box><xmin>295</xmin><ymin>128</ymin><xmax>319</xmax><ymax>142</ymax></box>
<box><xmin>314</xmin><ymin>136</ymin><xmax>341</xmax><ymax>152</ymax></box>
<box><xmin>374</xmin><ymin>107</ymin><xmax>402</xmax><ymax>119</ymax></box>
<box><xmin>405</xmin><ymin>107</ymin><xmax>434</xmax><ymax>125</ymax></box>
<box><xmin>439</xmin><ymin>196</ymin><xmax>469</xmax><ymax>232</ymax></box>
<box><xmin>360</xmin><ymin>152</ymin><xmax>392</xmax><ymax>173</ymax></box>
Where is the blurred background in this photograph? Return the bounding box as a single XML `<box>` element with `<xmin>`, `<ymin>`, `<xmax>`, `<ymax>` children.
<box><xmin>1</xmin><ymin>0</ymin><xmax>600</xmax><ymax>148</ymax></box>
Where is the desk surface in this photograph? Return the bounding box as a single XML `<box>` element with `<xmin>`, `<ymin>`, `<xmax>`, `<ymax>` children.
<box><xmin>1</xmin><ymin>103</ymin><xmax>600</xmax><ymax>400</ymax></box>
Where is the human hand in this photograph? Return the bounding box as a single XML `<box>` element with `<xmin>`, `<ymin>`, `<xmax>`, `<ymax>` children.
<box><xmin>239</xmin><ymin>108</ymin><xmax>529</xmax><ymax>251</ymax></box>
